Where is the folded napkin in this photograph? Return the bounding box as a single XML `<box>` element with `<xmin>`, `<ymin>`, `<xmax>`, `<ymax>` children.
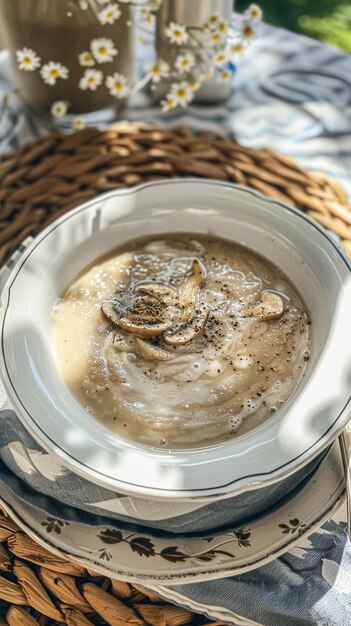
<box><xmin>155</xmin><ymin>515</ymin><xmax>350</xmax><ymax>626</ymax></box>
<box><xmin>0</xmin><ymin>408</ymin><xmax>326</xmax><ymax>538</ymax></box>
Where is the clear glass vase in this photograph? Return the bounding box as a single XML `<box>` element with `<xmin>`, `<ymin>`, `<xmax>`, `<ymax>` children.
<box><xmin>155</xmin><ymin>0</ymin><xmax>234</xmax><ymax>104</ymax></box>
<box><xmin>0</xmin><ymin>0</ymin><xmax>133</xmax><ymax>125</ymax></box>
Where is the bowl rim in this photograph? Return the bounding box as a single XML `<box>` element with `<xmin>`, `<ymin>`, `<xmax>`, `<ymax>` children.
<box><xmin>0</xmin><ymin>179</ymin><xmax>350</xmax><ymax>501</ymax></box>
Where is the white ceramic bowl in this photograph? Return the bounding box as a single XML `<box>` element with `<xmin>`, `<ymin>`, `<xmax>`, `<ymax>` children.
<box><xmin>0</xmin><ymin>180</ymin><xmax>350</xmax><ymax>501</ymax></box>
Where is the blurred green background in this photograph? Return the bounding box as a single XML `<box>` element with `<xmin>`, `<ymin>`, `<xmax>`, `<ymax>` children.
<box><xmin>236</xmin><ymin>0</ymin><xmax>351</xmax><ymax>52</ymax></box>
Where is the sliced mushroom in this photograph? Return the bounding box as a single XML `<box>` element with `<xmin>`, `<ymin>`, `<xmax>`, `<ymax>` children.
<box><xmin>118</xmin><ymin>317</ymin><xmax>173</xmax><ymax>337</ymax></box>
<box><xmin>111</xmin><ymin>331</ymin><xmax>130</xmax><ymax>351</ymax></box>
<box><xmin>136</xmin><ymin>338</ymin><xmax>174</xmax><ymax>361</ymax></box>
<box><xmin>134</xmin><ymin>281</ymin><xmax>179</xmax><ymax>306</ymax></box>
<box><xmin>179</xmin><ymin>259</ymin><xmax>206</xmax><ymax>322</ymax></box>
<box><xmin>127</xmin><ymin>296</ymin><xmax>168</xmax><ymax>325</ymax></box>
<box><xmin>242</xmin><ymin>291</ymin><xmax>284</xmax><ymax>321</ymax></box>
<box><xmin>163</xmin><ymin>303</ymin><xmax>209</xmax><ymax>346</ymax></box>
<box><xmin>101</xmin><ymin>301</ymin><xmax>123</xmax><ymax>326</ymax></box>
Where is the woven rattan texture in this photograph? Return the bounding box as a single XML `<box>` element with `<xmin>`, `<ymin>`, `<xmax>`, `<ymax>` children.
<box><xmin>0</xmin><ymin>121</ymin><xmax>351</xmax><ymax>623</ymax></box>
<box><xmin>0</xmin><ymin>512</ymin><xmax>223</xmax><ymax>626</ymax></box>
<box><xmin>0</xmin><ymin>121</ymin><xmax>351</xmax><ymax>265</ymax></box>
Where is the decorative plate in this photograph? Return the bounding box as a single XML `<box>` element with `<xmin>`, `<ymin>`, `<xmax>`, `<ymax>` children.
<box><xmin>0</xmin><ymin>441</ymin><xmax>344</xmax><ymax>585</ymax></box>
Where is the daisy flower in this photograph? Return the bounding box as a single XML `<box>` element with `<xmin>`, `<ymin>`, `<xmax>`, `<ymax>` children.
<box><xmin>79</xmin><ymin>68</ymin><xmax>103</xmax><ymax>91</ymax></box>
<box><xmin>140</xmin><ymin>7</ymin><xmax>154</xmax><ymax>27</ymax></box>
<box><xmin>241</xmin><ymin>22</ymin><xmax>256</xmax><ymax>41</ymax></box>
<box><xmin>145</xmin><ymin>60</ymin><xmax>170</xmax><ymax>83</ymax></box>
<box><xmin>245</xmin><ymin>4</ymin><xmax>263</xmax><ymax>21</ymax></box>
<box><xmin>169</xmin><ymin>81</ymin><xmax>194</xmax><ymax>107</ymax></box>
<box><xmin>40</xmin><ymin>62</ymin><xmax>69</xmax><ymax>85</ymax></box>
<box><xmin>98</xmin><ymin>3</ymin><xmax>121</xmax><ymax>25</ymax></box>
<box><xmin>174</xmin><ymin>52</ymin><xmax>195</xmax><ymax>74</ymax></box>
<box><xmin>207</xmin><ymin>13</ymin><xmax>219</xmax><ymax>28</ymax></box>
<box><xmin>78</xmin><ymin>51</ymin><xmax>95</xmax><ymax>67</ymax></box>
<box><xmin>91</xmin><ymin>38</ymin><xmax>118</xmax><ymax>64</ymax></box>
<box><xmin>218</xmin><ymin>20</ymin><xmax>228</xmax><ymax>33</ymax></box>
<box><xmin>105</xmin><ymin>72</ymin><xmax>129</xmax><ymax>98</ymax></box>
<box><xmin>209</xmin><ymin>31</ymin><xmax>224</xmax><ymax>46</ymax></box>
<box><xmin>213</xmin><ymin>50</ymin><xmax>228</xmax><ymax>67</ymax></box>
<box><xmin>73</xmin><ymin>117</ymin><xmax>86</xmax><ymax>130</ymax></box>
<box><xmin>161</xmin><ymin>96</ymin><xmax>177</xmax><ymax>113</ymax></box>
<box><xmin>219</xmin><ymin>69</ymin><xmax>232</xmax><ymax>82</ymax></box>
<box><xmin>228</xmin><ymin>42</ymin><xmax>244</xmax><ymax>58</ymax></box>
<box><xmin>16</xmin><ymin>48</ymin><xmax>41</xmax><ymax>71</ymax></box>
<box><xmin>50</xmin><ymin>100</ymin><xmax>68</xmax><ymax>117</ymax></box>
<box><xmin>188</xmin><ymin>80</ymin><xmax>200</xmax><ymax>92</ymax></box>
<box><xmin>165</xmin><ymin>22</ymin><xmax>189</xmax><ymax>45</ymax></box>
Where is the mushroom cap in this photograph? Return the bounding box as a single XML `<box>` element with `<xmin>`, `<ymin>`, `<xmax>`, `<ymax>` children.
<box><xmin>134</xmin><ymin>281</ymin><xmax>179</xmax><ymax>306</ymax></box>
<box><xmin>242</xmin><ymin>291</ymin><xmax>284</xmax><ymax>321</ymax></box>
<box><xmin>101</xmin><ymin>301</ymin><xmax>123</xmax><ymax>326</ymax></box>
<box><xmin>164</xmin><ymin>303</ymin><xmax>209</xmax><ymax>346</ymax></box>
<box><xmin>180</xmin><ymin>259</ymin><xmax>206</xmax><ymax>322</ymax></box>
<box><xmin>136</xmin><ymin>338</ymin><xmax>174</xmax><ymax>361</ymax></box>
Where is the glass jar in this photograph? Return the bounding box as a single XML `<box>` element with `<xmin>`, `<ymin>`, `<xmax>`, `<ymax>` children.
<box><xmin>156</xmin><ymin>0</ymin><xmax>234</xmax><ymax>103</ymax></box>
<box><xmin>0</xmin><ymin>0</ymin><xmax>133</xmax><ymax>121</ymax></box>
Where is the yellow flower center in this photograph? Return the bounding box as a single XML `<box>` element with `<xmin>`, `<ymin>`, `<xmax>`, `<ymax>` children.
<box><xmin>181</xmin><ymin>59</ymin><xmax>189</xmax><ymax>67</ymax></box>
<box><xmin>212</xmin><ymin>34</ymin><xmax>221</xmax><ymax>42</ymax></box>
<box><xmin>50</xmin><ymin>69</ymin><xmax>59</xmax><ymax>77</ymax></box>
<box><xmin>23</xmin><ymin>57</ymin><xmax>32</xmax><ymax>65</ymax></box>
<box><xmin>243</xmin><ymin>26</ymin><xmax>254</xmax><ymax>37</ymax></box>
<box><xmin>107</xmin><ymin>11</ymin><xmax>114</xmax><ymax>18</ymax></box>
<box><xmin>166</xmin><ymin>99</ymin><xmax>175</xmax><ymax>108</ymax></box>
<box><xmin>114</xmin><ymin>81</ymin><xmax>122</xmax><ymax>90</ymax></box>
<box><xmin>251</xmin><ymin>8</ymin><xmax>260</xmax><ymax>17</ymax></box>
<box><xmin>177</xmin><ymin>89</ymin><xmax>186</xmax><ymax>98</ymax></box>
<box><xmin>209</xmin><ymin>16</ymin><xmax>218</xmax><ymax>23</ymax></box>
<box><xmin>152</xmin><ymin>66</ymin><xmax>160</xmax><ymax>74</ymax></box>
<box><xmin>87</xmin><ymin>76</ymin><xmax>95</xmax><ymax>84</ymax></box>
<box><xmin>217</xmin><ymin>54</ymin><xmax>225</xmax><ymax>62</ymax></box>
<box><xmin>98</xmin><ymin>46</ymin><xmax>107</xmax><ymax>55</ymax></box>
<box><xmin>219</xmin><ymin>22</ymin><xmax>227</xmax><ymax>31</ymax></box>
<box><xmin>231</xmin><ymin>44</ymin><xmax>242</xmax><ymax>53</ymax></box>
<box><xmin>174</xmin><ymin>30</ymin><xmax>182</xmax><ymax>37</ymax></box>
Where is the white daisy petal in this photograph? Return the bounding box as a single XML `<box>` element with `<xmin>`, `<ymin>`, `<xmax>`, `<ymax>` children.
<box><xmin>16</xmin><ymin>48</ymin><xmax>41</xmax><ymax>71</ymax></box>
<box><xmin>79</xmin><ymin>68</ymin><xmax>103</xmax><ymax>91</ymax></box>
<box><xmin>79</xmin><ymin>51</ymin><xmax>95</xmax><ymax>67</ymax></box>
<box><xmin>161</xmin><ymin>96</ymin><xmax>177</xmax><ymax>113</ymax></box>
<box><xmin>105</xmin><ymin>72</ymin><xmax>129</xmax><ymax>98</ymax></box>
<box><xmin>50</xmin><ymin>100</ymin><xmax>68</xmax><ymax>118</ymax></box>
<box><xmin>165</xmin><ymin>22</ymin><xmax>189</xmax><ymax>45</ymax></box>
<box><xmin>73</xmin><ymin>117</ymin><xmax>86</xmax><ymax>130</ymax></box>
<box><xmin>174</xmin><ymin>52</ymin><xmax>195</xmax><ymax>74</ymax></box>
<box><xmin>98</xmin><ymin>3</ymin><xmax>121</xmax><ymax>25</ymax></box>
<box><xmin>91</xmin><ymin>38</ymin><xmax>118</xmax><ymax>63</ymax></box>
<box><xmin>145</xmin><ymin>59</ymin><xmax>170</xmax><ymax>83</ymax></box>
<box><xmin>40</xmin><ymin>62</ymin><xmax>69</xmax><ymax>85</ymax></box>
<box><xmin>213</xmin><ymin>50</ymin><xmax>228</xmax><ymax>67</ymax></box>
<box><xmin>245</xmin><ymin>4</ymin><xmax>263</xmax><ymax>21</ymax></box>
<box><xmin>169</xmin><ymin>81</ymin><xmax>194</xmax><ymax>107</ymax></box>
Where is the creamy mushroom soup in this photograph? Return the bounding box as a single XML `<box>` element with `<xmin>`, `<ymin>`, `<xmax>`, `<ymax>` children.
<box><xmin>52</xmin><ymin>234</ymin><xmax>310</xmax><ymax>449</ymax></box>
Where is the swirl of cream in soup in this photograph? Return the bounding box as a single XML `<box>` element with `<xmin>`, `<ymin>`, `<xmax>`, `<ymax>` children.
<box><xmin>52</xmin><ymin>235</ymin><xmax>310</xmax><ymax>449</ymax></box>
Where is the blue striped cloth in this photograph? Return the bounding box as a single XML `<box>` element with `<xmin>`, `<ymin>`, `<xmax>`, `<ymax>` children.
<box><xmin>1</xmin><ymin>20</ymin><xmax>351</xmax><ymax>626</ymax></box>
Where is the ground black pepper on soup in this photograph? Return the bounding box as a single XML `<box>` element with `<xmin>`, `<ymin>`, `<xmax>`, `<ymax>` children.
<box><xmin>51</xmin><ymin>234</ymin><xmax>310</xmax><ymax>449</ymax></box>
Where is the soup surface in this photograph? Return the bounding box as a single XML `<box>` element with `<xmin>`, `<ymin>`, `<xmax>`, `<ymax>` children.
<box><xmin>52</xmin><ymin>234</ymin><xmax>310</xmax><ymax>449</ymax></box>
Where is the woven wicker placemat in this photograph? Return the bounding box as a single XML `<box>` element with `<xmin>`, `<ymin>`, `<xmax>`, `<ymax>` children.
<box><xmin>1</xmin><ymin>121</ymin><xmax>351</xmax><ymax>265</ymax></box>
<box><xmin>0</xmin><ymin>121</ymin><xmax>350</xmax><ymax>625</ymax></box>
